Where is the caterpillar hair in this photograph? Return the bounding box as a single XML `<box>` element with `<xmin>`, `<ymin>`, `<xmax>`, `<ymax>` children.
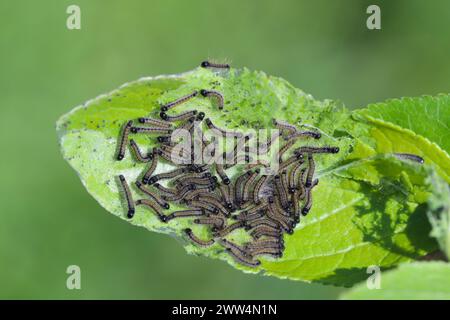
<box><xmin>165</xmin><ymin>209</ymin><xmax>204</xmax><ymax>221</ymax></box>
<box><xmin>218</xmin><ymin>184</ymin><xmax>233</xmax><ymax>210</ymax></box>
<box><xmin>213</xmin><ymin>221</ymin><xmax>245</xmax><ymax>237</ymax></box>
<box><xmin>118</xmin><ymin>175</ymin><xmax>135</xmax><ymax>218</ymax></box>
<box><xmin>142</xmin><ymin>148</ymin><xmax>159</xmax><ymax>184</ymax></box>
<box><xmin>200</xmin><ymin>89</ymin><xmax>224</xmax><ymax>110</ymax></box>
<box><xmin>295</xmin><ymin>146</ymin><xmax>339</xmax><ymax>155</ymax></box>
<box><xmin>272</xmin><ymin>118</ymin><xmax>298</xmax><ymax>134</ymax></box>
<box><xmin>135</xmin><ymin>199</ymin><xmax>167</xmax><ymax>222</ymax></box>
<box><xmin>200</xmin><ymin>60</ymin><xmax>230</xmax><ymax>69</ymax></box>
<box><xmin>242</xmin><ymin>169</ymin><xmax>260</xmax><ymax>204</ymax></box>
<box><xmin>234</xmin><ymin>171</ymin><xmax>252</xmax><ymax>206</ymax></box>
<box><xmin>394</xmin><ymin>153</ymin><xmax>424</xmax><ymax>164</ymax></box>
<box><xmin>253</xmin><ymin>175</ymin><xmax>268</xmax><ymax>204</ymax></box>
<box><xmin>215</xmin><ymin>163</ymin><xmax>230</xmax><ymax>185</ymax></box>
<box><xmin>225</xmin><ymin>248</ymin><xmax>261</xmax><ymax>267</ymax></box>
<box><xmin>187</xmin><ymin>200</ymin><xmax>220</xmax><ymax>214</ymax></box>
<box><xmin>184</xmin><ymin>228</ymin><xmax>215</xmax><ymax>247</ymax></box>
<box><xmin>138</xmin><ymin>117</ymin><xmax>172</xmax><ymax>128</ymax></box>
<box><xmin>248</xmin><ymin>247</ymin><xmax>283</xmax><ymax>258</ymax></box>
<box><xmin>160</xmin><ymin>110</ymin><xmax>197</xmax><ymax>122</ymax></box>
<box><xmin>274</xmin><ymin>175</ymin><xmax>289</xmax><ymax>209</ymax></box>
<box><xmin>130</xmin><ymin>126</ymin><xmax>173</xmax><ymax>135</ymax></box>
<box><xmin>135</xmin><ymin>181</ymin><xmax>169</xmax><ymax>209</ymax></box>
<box><xmin>160</xmin><ymin>91</ymin><xmax>198</xmax><ymax>112</ymax></box>
<box><xmin>284</xmin><ymin>130</ymin><xmax>321</xmax><ymax>141</ymax></box>
<box><xmin>194</xmin><ymin>216</ymin><xmax>226</xmax><ymax>229</ymax></box>
<box><xmin>288</xmin><ymin>160</ymin><xmax>304</xmax><ymax>193</ymax></box>
<box><xmin>279</xmin><ymin>153</ymin><xmax>303</xmax><ymax>171</ymax></box>
<box><xmin>117</xmin><ymin>120</ymin><xmax>133</xmax><ymax>161</ymax></box>
<box><xmin>129</xmin><ymin>139</ymin><xmax>153</xmax><ymax>163</ymax></box>
<box><xmin>305</xmin><ymin>153</ymin><xmax>315</xmax><ymax>188</ymax></box>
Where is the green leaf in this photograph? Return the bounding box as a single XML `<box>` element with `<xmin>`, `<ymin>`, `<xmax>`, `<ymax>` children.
<box><xmin>357</xmin><ymin>95</ymin><xmax>450</xmax><ymax>156</ymax></box>
<box><xmin>352</xmin><ymin>96</ymin><xmax>450</xmax><ymax>183</ymax></box>
<box><xmin>427</xmin><ymin>169</ymin><xmax>450</xmax><ymax>259</ymax></box>
<box><xmin>56</xmin><ymin>67</ymin><xmax>442</xmax><ymax>286</ymax></box>
<box><xmin>341</xmin><ymin>262</ymin><xmax>450</xmax><ymax>300</ymax></box>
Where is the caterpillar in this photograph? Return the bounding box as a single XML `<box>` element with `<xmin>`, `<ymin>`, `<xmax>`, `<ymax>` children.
<box><xmin>394</xmin><ymin>153</ymin><xmax>424</xmax><ymax>164</ymax></box>
<box><xmin>305</xmin><ymin>153</ymin><xmax>315</xmax><ymax>188</ymax></box>
<box><xmin>162</xmin><ymin>184</ymin><xmax>195</xmax><ymax>202</ymax></box>
<box><xmin>205</xmin><ymin>118</ymin><xmax>242</xmax><ymax>137</ymax></box>
<box><xmin>142</xmin><ymin>148</ymin><xmax>159</xmax><ymax>184</ymax></box>
<box><xmin>129</xmin><ymin>139</ymin><xmax>153</xmax><ymax>163</ymax></box>
<box><xmin>184</xmin><ymin>228</ymin><xmax>215</xmax><ymax>247</ymax></box>
<box><xmin>196</xmin><ymin>194</ymin><xmax>230</xmax><ymax>216</ymax></box>
<box><xmin>160</xmin><ymin>110</ymin><xmax>197</xmax><ymax>122</ymax></box>
<box><xmin>215</xmin><ymin>163</ymin><xmax>230</xmax><ymax>185</ymax></box>
<box><xmin>118</xmin><ymin>175</ymin><xmax>135</xmax><ymax>218</ymax></box>
<box><xmin>252</xmin><ymin>174</ymin><xmax>268</xmax><ymax>204</ymax></box>
<box><xmin>234</xmin><ymin>171</ymin><xmax>252</xmax><ymax>206</ymax></box>
<box><xmin>284</xmin><ymin>130</ymin><xmax>321</xmax><ymax>141</ymax></box>
<box><xmin>233</xmin><ymin>210</ymin><xmax>264</xmax><ymax>222</ymax></box>
<box><xmin>200</xmin><ymin>60</ymin><xmax>230</xmax><ymax>69</ymax></box>
<box><xmin>278</xmin><ymin>139</ymin><xmax>296</xmax><ymax>162</ymax></box>
<box><xmin>288</xmin><ymin>160</ymin><xmax>304</xmax><ymax>193</ymax></box>
<box><xmin>279</xmin><ymin>153</ymin><xmax>303</xmax><ymax>171</ymax></box>
<box><xmin>152</xmin><ymin>182</ymin><xmax>177</xmax><ymax>196</ymax></box>
<box><xmin>165</xmin><ymin>210</ymin><xmax>204</xmax><ymax>221</ymax></box>
<box><xmin>138</xmin><ymin>117</ymin><xmax>172</xmax><ymax>128</ymax></box>
<box><xmin>183</xmin><ymin>187</ymin><xmax>215</xmax><ymax>202</ymax></box>
<box><xmin>194</xmin><ymin>216</ymin><xmax>226</xmax><ymax>229</ymax></box>
<box><xmin>225</xmin><ymin>248</ymin><xmax>261</xmax><ymax>267</ymax></box>
<box><xmin>160</xmin><ymin>91</ymin><xmax>198</xmax><ymax>112</ymax></box>
<box><xmin>218</xmin><ymin>184</ymin><xmax>233</xmax><ymax>210</ymax></box>
<box><xmin>302</xmin><ymin>178</ymin><xmax>319</xmax><ymax>215</ymax></box>
<box><xmin>295</xmin><ymin>146</ymin><xmax>339</xmax><ymax>155</ymax></box>
<box><xmin>250</xmin><ymin>225</ymin><xmax>281</xmax><ymax>240</ymax></box>
<box><xmin>145</xmin><ymin>167</ymin><xmax>188</xmax><ymax>185</ymax></box>
<box><xmin>246</xmin><ymin>218</ymin><xmax>280</xmax><ymax>230</ymax></box>
<box><xmin>213</xmin><ymin>221</ymin><xmax>245</xmax><ymax>237</ymax></box>
<box><xmin>117</xmin><ymin>120</ymin><xmax>133</xmax><ymax>161</ymax></box>
<box><xmin>272</xmin><ymin>118</ymin><xmax>298</xmax><ymax>134</ymax></box>
<box><xmin>273</xmin><ymin>175</ymin><xmax>289</xmax><ymax>209</ymax></box>
<box><xmin>135</xmin><ymin>198</ymin><xmax>167</xmax><ymax>222</ymax></box>
<box><xmin>187</xmin><ymin>200</ymin><xmax>220</xmax><ymax>214</ymax></box>
<box><xmin>130</xmin><ymin>126</ymin><xmax>173</xmax><ymax>135</ymax></box>
<box><xmin>135</xmin><ymin>181</ymin><xmax>170</xmax><ymax>209</ymax></box>
<box><xmin>241</xmin><ymin>169</ymin><xmax>260</xmax><ymax>204</ymax></box>
<box><xmin>248</xmin><ymin>247</ymin><xmax>283</xmax><ymax>258</ymax></box>
<box><xmin>200</xmin><ymin>89</ymin><xmax>224</xmax><ymax>110</ymax></box>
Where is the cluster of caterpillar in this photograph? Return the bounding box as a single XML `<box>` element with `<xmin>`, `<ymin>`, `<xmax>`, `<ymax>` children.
<box><xmin>115</xmin><ymin>60</ymin><xmax>343</xmax><ymax>267</ymax></box>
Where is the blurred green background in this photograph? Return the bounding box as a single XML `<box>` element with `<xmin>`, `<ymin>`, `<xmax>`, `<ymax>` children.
<box><xmin>0</xmin><ymin>0</ymin><xmax>449</xmax><ymax>299</ymax></box>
